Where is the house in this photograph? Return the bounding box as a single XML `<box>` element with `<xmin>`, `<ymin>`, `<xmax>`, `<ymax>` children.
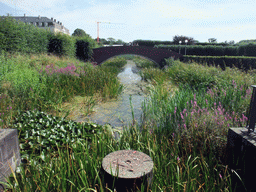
<box><xmin>8</xmin><ymin>14</ymin><xmax>70</xmax><ymax>35</ymax></box>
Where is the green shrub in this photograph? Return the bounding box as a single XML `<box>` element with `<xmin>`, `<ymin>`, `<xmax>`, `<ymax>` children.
<box><xmin>166</xmin><ymin>61</ymin><xmax>218</xmax><ymax>89</ymax></box>
<box><xmin>133</xmin><ymin>56</ymin><xmax>157</xmax><ymax>68</ymax></box>
<box><xmin>101</xmin><ymin>56</ymin><xmax>127</xmax><ymax>69</ymax></box>
<box><xmin>48</xmin><ymin>33</ymin><xmax>75</xmax><ymax>57</ymax></box>
<box><xmin>3</xmin><ymin>67</ymin><xmax>43</xmax><ymax>97</ymax></box>
<box><xmin>75</xmin><ymin>39</ymin><xmax>92</xmax><ymax>61</ymax></box>
<box><xmin>0</xmin><ymin>17</ymin><xmax>27</xmax><ymax>52</ymax></box>
<box><xmin>0</xmin><ymin>16</ymin><xmax>50</xmax><ymax>53</ymax></box>
<box><xmin>13</xmin><ymin>110</ymin><xmax>103</xmax><ymax>162</ymax></box>
<box><xmin>183</xmin><ymin>55</ymin><xmax>256</xmax><ymax>71</ymax></box>
<box><xmin>238</xmin><ymin>43</ymin><xmax>256</xmax><ymax>56</ymax></box>
<box><xmin>156</xmin><ymin>44</ymin><xmax>244</xmax><ymax>56</ymax></box>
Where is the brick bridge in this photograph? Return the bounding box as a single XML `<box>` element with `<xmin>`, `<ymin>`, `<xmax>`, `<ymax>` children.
<box><xmin>92</xmin><ymin>46</ymin><xmax>183</xmax><ymax>67</ymax></box>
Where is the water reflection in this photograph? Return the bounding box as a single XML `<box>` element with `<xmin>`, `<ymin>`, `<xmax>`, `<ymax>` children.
<box><xmin>76</xmin><ymin>60</ymin><xmax>146</xmax><ymax>134</ymax></box>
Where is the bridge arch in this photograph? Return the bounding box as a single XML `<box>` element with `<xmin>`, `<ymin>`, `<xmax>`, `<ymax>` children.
<box><xmin>92</xmin><ymin>46</ymin><xmax>183</xmax><ymax>67</ymax></box>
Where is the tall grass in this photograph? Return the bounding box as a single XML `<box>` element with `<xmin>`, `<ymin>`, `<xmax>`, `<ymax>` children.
<box><xmin>4</xmin><ymin>124</ymin><xmax>234</xmax><ymax>191</ymax></box>
<box><xmin>2</xmin><ymin>55</ymin><xmax>253</xmax><ymax>191</ymax></box>
<box><xmin>0</xmin><ymin>53</ymin><xmax>125</xmax><ymax>128</ymax></box>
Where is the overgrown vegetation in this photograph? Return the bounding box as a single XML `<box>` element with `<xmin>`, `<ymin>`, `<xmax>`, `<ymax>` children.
<box><xmin>0</xmin><ymin>53</ymin><xmax>125</xmax><ymax>128</ymax></box>
<box><xmin>183</xmin><ymin>55</ymin><xmax>256</xmax><ymax>71</ymax></box>
<box><xmin>0</xmin><ymin>16</ymin><xmax>97</xmax><ymax>59</ymax></box>
<box><xmin>1</xmin><ymin>19</ymin><xmax>254</xmax><ymax>190</ymax></box>
<box><xmin>2</xmin><ymin>54</ymin><xmax>253</xmax><ymax>191</ymax></box>
<box><xmin>155</xmin><ymin>43</ymin><xmax>256</xmax><ymax>57</ymax></box>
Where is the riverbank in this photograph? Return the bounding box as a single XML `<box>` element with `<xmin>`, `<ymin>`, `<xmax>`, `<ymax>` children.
<box><xmin>75</xmin><ymin>60</ymin><xmax>150</xmax><ymax>139</ymax></box>
<box><xmin>3</xmin><ymin>54</ymin><xmax>255</xmax><ymax>191</ymax></box>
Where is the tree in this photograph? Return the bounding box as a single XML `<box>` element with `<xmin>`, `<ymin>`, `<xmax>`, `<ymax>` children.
<box><xmin>173</xmin><ymin>35</ymin><xmax>195</xmax><ymax>45</ymax></box>
<box><xmin>115</xmin><ymin>39</ymin><xmax>125</xmax><ymax>44</ymax></box>
<box><xmin>72</xmin><ymin>28</ymin><xmax>90</xmax><ymax>37</ymax></box>
<box><xmin>208</xmin><ymin>38</ymin><xmax>217</xmax><ymax>43</ymax></box>
<box><xmin>107</xmin><ymin>37</ymin><xmax>116</xmax><ymax>45</ymax></box>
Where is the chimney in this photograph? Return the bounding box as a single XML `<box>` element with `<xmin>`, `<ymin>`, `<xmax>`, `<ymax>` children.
<box><xmin>54</xmin><ymin>19</ymin><xmax>56</xmax><ymax>22</ymax></box>
<box><xmin>57</xmin><ymin>21</ymin><xmax>59</xmax><ymax>24</ymax></box>
<box><xmin>38</xmin><ymin>15</ymin><xmax>41</xmax><ymax>19</ymax></box>
<box><xmin>60</xmin><ymin>22</ymin><xmax>62</xmax><ymax>25</ymax></box>
<box><xmin>51</xmin><ymin>17</ymin><xmax>53</xmax><ymax>20</ymax></box>
<box><xmin>24</xmin><ymin>13</ymin><xmax>26</xmax><ymax>17</ymax></box>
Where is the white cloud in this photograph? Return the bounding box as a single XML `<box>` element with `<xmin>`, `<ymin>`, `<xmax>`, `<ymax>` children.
<box><xmin>1</xmin><ymin>0</ymin><xmax>66</xmax><ymax>15</ymax></box>
<box><xmin>1</xmin><ymin>0</ymin><xmax>255</xmax><ymax>42</ymax></box>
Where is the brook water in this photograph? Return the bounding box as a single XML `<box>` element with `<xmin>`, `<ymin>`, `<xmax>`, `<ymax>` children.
<box><xmin>77</xmin><ymin>60</ymin><xmax>147</xmax><ymax>135</ymax></box>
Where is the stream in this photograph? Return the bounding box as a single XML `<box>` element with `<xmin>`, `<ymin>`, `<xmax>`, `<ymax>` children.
<box><xmin>76</xmin><ymin>60</ymin><xmax>148</xmax><ymax>138</ymax></box>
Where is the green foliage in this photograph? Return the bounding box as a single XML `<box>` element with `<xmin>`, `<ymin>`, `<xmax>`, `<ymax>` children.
<box><xmin>101</xmin><ymin>56</ymin><xmax>127</xmax><ymax>70</ymax></box>
<box><xmin>0</xmin><ymin>54</ymin><xmax>124</xmax><ymax>127</ymax></box>
<box><xmin>166</xmin><ymin>60</ymin><xmax>217</xmax><ymax>89</ymax></box>
<box><xmin>48</xmin><ymin>33</ymin><xmax>75</xmax><ymax>57</ymax></box>
<box><xmin>156</xmin><ymin>44</ymin><xmax>256</xmax><ymax>57</ymax></box>
<box><xmin>5</xmin><ymin>124</ymin><xmax>235</xmax><ymax>191</ymax></box>
<box><xmin>4</xmin><ymin>56</ymin><xmax>252</xmax><ymax>191</ymax></box>
<box><xmin>238</xmin><ymin>43</ymin><xmax>256</xmax><ymax>56</ymax></box>
<box><xmin>237</xmin><ymin>39</ymin><xmax>256</xmax><ymax>44</ymax></box>
<box><xmin>3</xmin><ymin>67</ymin><xmax>43</xmax><ymax>97</ymax></box>
<box><xmin>132</xmin><ymin>39</ymin><xmax>173</xmax><ymax>47</ymax></box>
<box><xmin>0</xmin><ymin>16</ymin><xmax>50</xmax><ymax>53</ymax></box>
<box><xmin>183</xmin><ymin>55</ymin><xmax>256</xmax><ymax>71</ymax></box>
<box><xmin>208</xmin><ymin>38</ymin><xmax>217</xmax><ymax>43</ymax></box>
<box><xmin>74</xmin><ymin>34</ymin><xmax>99</xmax><ymax>60</ymax></box>
<box><xmin>133</xmin><ymin>55</ymin><xmax>158</xmax><ymax>68</ymax></box>
<box><xmin>72</xmin><ymin>28</ymin><xmax>90</xmax><ymax>37</ymax></box>
<box><xmin>156</xmin><ymin>44</ymin><xmax>238</xmax><ymax>56</ymax></box>
<box><xmin>13</xmin><ymin>110</ymin><xmax>103</xmax><ymax>162</ymax></box>
<box><xmin>173</xmin><ymin>35</ymin><xmax>195</xmax><ymax>45</ymax></box>
<box><xmin>75</xmin><ymin>38</ymin><xmax>93</xmax><ymax>61</ymax></box>
<box><xmin>0</xmin><ymin>17</ymin><xmax>26</xmax><ymax>52</ymax></box>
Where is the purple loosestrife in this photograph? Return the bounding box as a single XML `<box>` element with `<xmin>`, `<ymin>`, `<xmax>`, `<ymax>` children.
<box><xmin>42</xmin><ymin>64</ymin><xmax>80</xmax><ymax>77</ymax></box>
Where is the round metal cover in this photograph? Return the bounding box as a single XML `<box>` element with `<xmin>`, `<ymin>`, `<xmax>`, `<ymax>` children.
<box><xmin>102</xmin><ymin>150</ymin><xmax>153</xmax><ymax>179</ymax></box>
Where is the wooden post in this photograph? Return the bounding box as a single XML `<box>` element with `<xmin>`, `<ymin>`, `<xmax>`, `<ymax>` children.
<box><xmin>102</xmin><ymin>150</ymin><xmax>153</xmax><ymax>192</ymax></box>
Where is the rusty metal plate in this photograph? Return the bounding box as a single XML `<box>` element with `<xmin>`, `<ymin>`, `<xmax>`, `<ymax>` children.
<box><xmin>102</xmin><ymin>150</ymin><xmax>153</xmax><ymax>179</ymax></box>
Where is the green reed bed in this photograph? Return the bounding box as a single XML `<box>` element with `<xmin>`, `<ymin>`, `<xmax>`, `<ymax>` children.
<box><xmin>138</xmin><ymin>58</ymin><xmax>256</xmax><ymax>190</ymax></box>
<box><xmin>2</xmin><ymin>56</ymin><xmax>252</xmax><ymax>191</ymax></box>
<box><xmin>4</xmin><ymin>110</ymin><xmax>233</xmax><ymax>191</ymax></box>
<box><xmin>0</xmin><ymin>53</ymin><xmax>125</xmax><ymax>128</ymax></box>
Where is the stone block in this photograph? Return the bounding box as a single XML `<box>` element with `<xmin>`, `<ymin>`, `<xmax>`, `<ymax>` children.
<box><xmin>227</xmin><ymin>128</ymin><xmax>256</xmax><ymax>191</ymax></box>
<box><xmin>0</xmin><ymin>129</ymin><xmax>21</xmax><ymax>188</ymax></box>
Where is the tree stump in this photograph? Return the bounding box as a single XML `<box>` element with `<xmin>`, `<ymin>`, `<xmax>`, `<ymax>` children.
<box><xmin>102</xmin><ymin>150</ymin><xmax>153</xmax><ymax>192</ymax></box>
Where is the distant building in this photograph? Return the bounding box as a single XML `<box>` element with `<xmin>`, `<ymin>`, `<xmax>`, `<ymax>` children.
<box><xmin>6</xmin><ymin>14</ymin><xmax>70</xmax><ymax>35</ymax></box>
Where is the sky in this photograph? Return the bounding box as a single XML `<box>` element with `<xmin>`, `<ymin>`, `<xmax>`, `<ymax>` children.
<box><xmin>0</xmin><ymin>0</ymin><xmax>255</xmax><ymax>43</ymax></box>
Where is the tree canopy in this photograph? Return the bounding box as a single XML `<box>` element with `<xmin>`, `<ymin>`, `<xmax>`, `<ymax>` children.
<box><xmin>72</xmin><ymin>28</ymin><xmax>90</xmax><ymax>37</ymax></box>
<box><xmin>173</xmin><ymin>35</ymin><xmax>195</xmax><ymax>45</ymax></box>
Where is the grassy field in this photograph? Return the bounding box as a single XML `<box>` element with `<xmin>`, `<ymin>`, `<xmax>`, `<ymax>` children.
<box><xmin>2</xmin><ymin>54</ymin><xmax>255</xmax><ymax>191</ymax></box>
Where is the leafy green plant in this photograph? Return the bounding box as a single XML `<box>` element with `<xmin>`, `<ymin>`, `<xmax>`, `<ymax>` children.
<box><xmin>13</xmin><ymin>110</ymin><xmax>103</xmax><ymax>163</ymax></box>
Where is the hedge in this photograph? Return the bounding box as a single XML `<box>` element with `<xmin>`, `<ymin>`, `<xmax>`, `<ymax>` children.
<box><xmin>47</xmin><ymin>33</ymin><xmax>75</xmax><ymax>57</ymax></box>
<box><xmin>0</xmin><ymin>16</ymin><xmax>50</xmax><ymax>53</ymax></box>
<box><xmin>155</xmin><ymin>44</ymin><xmax>256</xmax><ymax>57</ymax></box>
<box><xmin>183</xmin><ymin>55</ymin><xmax>256</xmax><ymax>71</ymax></box>
<box><xmin>132</xmin><ymin>40</ymin><xmax>173</xmax><ymax>47</ymax></box>
<box><xmin>75</xmin><ymin>37</ymin><xmax>94</xmax><ymax>61</ymax></box>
